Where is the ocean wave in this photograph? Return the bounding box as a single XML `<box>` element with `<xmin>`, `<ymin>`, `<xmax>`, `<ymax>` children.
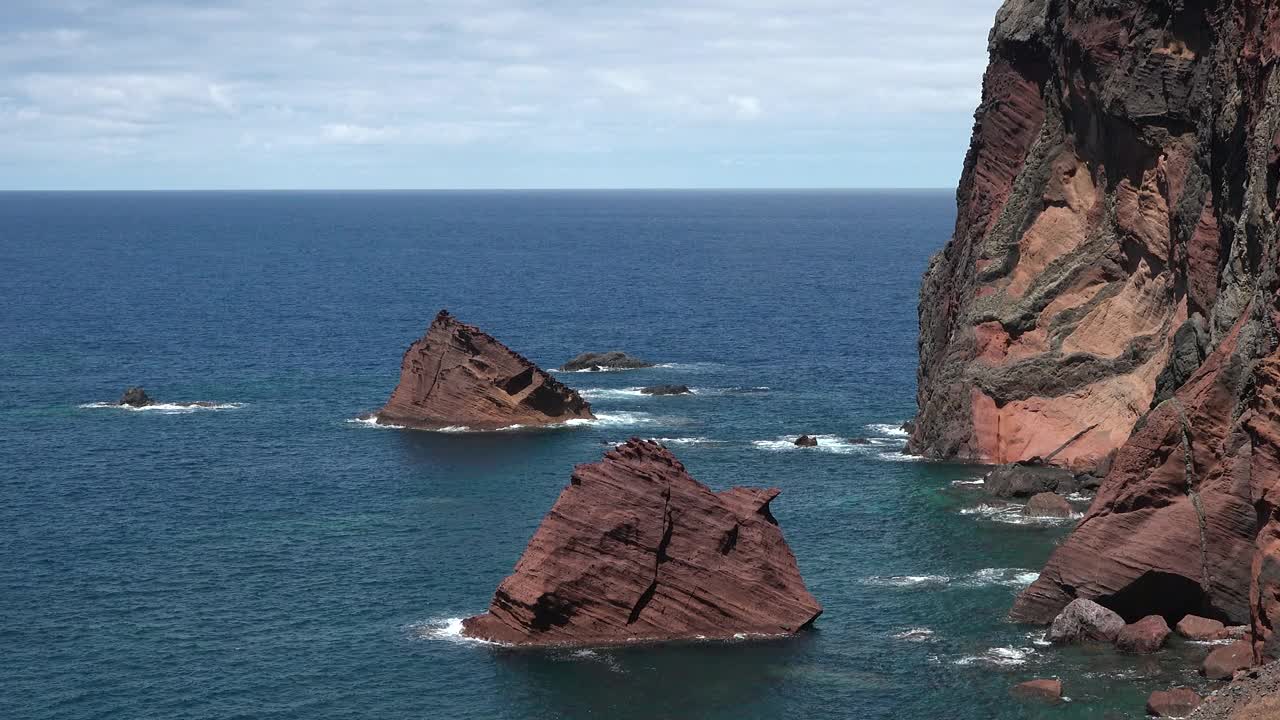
<box><xmin>892</xmin><ymin>628</ymin><xmax>936</xmax><ymax>642</ymax></box>
<box><xmin>875</xmin><ymin>451</ymin><xmax>925</xmax><ymax>462</ymax></box>
<box><xmin>564</xmin><ymin>411</ymin><xmax>657</xmax><ymax>427</ymax></box>
<box><xmin>865</xmin><ymin>568</ymin><xmax>1039</xmax><ymax>590</ymax></box>
<box><xmin>579</xmin><ymin>387</ymin><xmax>649</xmax><ymax>400</ymax></box>
<box><xmin>960</xmin><ymin>503</ymin><xmax>1083</xmax><ymax>526</ymax></box>
<box><xmin>866</xmin><ymin>423</ymin><xmax>910</xmax><ymax>438</ymax></box>
<box><xmin>564</xmin><ymin>648</ymin><xmax>624</xmax><ymax>673</ymax></box>
<box><xmin>648</xmin><ymin>436</ymin><xmax>722</xmax><ymax>447</ymax></box>
<box><xmin>347</xmin><ymin>411</ymin><xmax>657</xmax><ymax>433</ymax></box>
<box><xmin>1063</xmin><ymin>492</ymin><xmax>1094</xmax><ymax>503</ymax></box>
<box><xmin>953</xmin><ymin>646</ymin><xmax>1035</xmax><ymax>667</ymax></box>
<box><xmin>1027</xmin><ymin>630</ymin><xmax>1051</xmax><ymax>647</ymax></box>
<box><xmin>80</xmin><ymin>401</ymin><xmax>244</xmax><ymax>415</ymax></box>
<box><xmin>950</xmin><ymin>478</ymin><xmax>985</xmax><ymax>487</ymax></box>
<box><xmin>408</xmin><ymin>617</ymin><xmax>503</xmax><ymax>647</ymax></box>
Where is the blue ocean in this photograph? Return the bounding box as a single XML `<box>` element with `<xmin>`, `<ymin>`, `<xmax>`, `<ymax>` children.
<box><xmin>1</xmin><ymin>191</ymin><xmax>1216</xmax><ymax>718</ymax></box>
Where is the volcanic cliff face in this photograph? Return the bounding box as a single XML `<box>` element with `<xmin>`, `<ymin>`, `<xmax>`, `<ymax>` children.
<box><xmin>462</xmin><ymin>439</ymin><xmax>822</xmax><ymax>645</ymax></box>
<box><xmin>912</xmin><ymin>0</ymin><xmax>1280</xmax><ymax>661</ymax></box>
<box><xmin>376</xmin><ymin>310</ymin><xmax>594</xmax><ymax>430</ymax></box>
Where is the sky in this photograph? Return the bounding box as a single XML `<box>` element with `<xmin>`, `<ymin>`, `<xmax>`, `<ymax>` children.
<box><xmin>1</xmin><ymin>0</ymin><xmax>1003</xmax><ymax>190</ymax></box>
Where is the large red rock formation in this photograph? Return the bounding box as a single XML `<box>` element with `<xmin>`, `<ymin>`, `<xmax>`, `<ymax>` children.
<box><xmin>913</xmin><ymin>0</ymin><xmax>1280</xmax><ymax>665</ymax></box>
<box><xmin>462</xmin><ymin>439</ymin><xmax>822</xmax><ymax>645</ymax></box>
<box><xmin>376</xmin><ymin>310</ymin><xmax>594</xmax><ymax>430</ymax></box>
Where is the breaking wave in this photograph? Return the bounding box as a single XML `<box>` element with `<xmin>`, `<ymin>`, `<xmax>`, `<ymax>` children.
<box><xmin>864</xmin><ymin>568</ymin><xmax>1039</xmax><ymax>590</ymax></box>
<box><xmin>952</xmin><ymin>646</ymin><xmax>1036</xmax><ymax>667</ymax></box>
<box><xmin>80</xmin><ymin>401</ymin><xmax>244</xmax><ymax>415</ymax></box>
<box><xmin>408</xmin><ymin>617</ymin><xmax>503</xmax><ymax>647</ymax></box>
<box><xmin>892</xmin><ymin>628</ymin><xmax>936</xmax><ymax>642</ymax></box>
<box><xmin>865</xmin><ymin>423</ymin><xmax>910</xmax><ymax>438</ymax></box>
<box><xmin>960</xmin><ymin>503</ymin><xmax>1083</xmax><ymax>525</ymax></box>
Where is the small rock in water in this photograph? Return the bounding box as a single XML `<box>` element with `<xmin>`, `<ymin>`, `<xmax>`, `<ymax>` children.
<box><xmin>1176</xmin><ymin>614</ymin><xmax>1226</xmax><ymax>641</ymax></box>
<box><xmin>1146</xmin><ymin>687</ymin><xmax>1201</xmax><ymax>717</ymax></box>
<box><xmin>560</xmin><ymin>351</ymin><xmax>654</xmax><ymax>371</ymax></box>
<box><xmin>794</xmin><ymin>435</ymin><xmax>818</xmax><ymax>447</ymax></box>
<box><xmin>1115</xmin><ymin>615</ymin><xmax>1171</xmax><ymax>654</ymax></box>
<box><xmin>1011</xmin><ymin>678</ymin><xmax>1062</xmax><ymax>703</ymax></box>
<box><xmin>639</xmin><ymin>384</ymin><xmax>691</xmax><ymax>396</ymax></box>
<box><xmin>119</xmin><ymin>387</ymin><xmax>154</xmax><ymax>407</ymax></box>
<box><xmin>983</xmin><ymin>462</ymin><xmax>1075</xmax><ymax>498</ymax></box>
<box><xmin>1048</xmin><ymin>598</ymin><xmax>1125</xmax><ymax>645</ymax></box>
<box><xmin>1202</xmin><ymin>641</ymin><xmax>1254</xmax><ymax>680</ymax></box>
<box><xmin>1022</xmin><ymin>492</ymin><xmax>1073</xmax><ymax>518</ymax></box>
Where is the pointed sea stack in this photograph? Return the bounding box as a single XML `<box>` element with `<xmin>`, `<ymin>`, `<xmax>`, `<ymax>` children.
<box><xmin>462</xmin><ymin>439</ymin><xmax>822</xmax><ymax>645</ymax></box>
<box><xmin>375</xmin><ymin>310</ymin><xmax>594</xmax><ymax>430</ymax></box>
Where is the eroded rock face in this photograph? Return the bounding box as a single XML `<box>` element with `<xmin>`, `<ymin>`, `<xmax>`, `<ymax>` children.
<box><xmin>376</xmin><ymin>310</ymin><xmax>594</xmax><ymax>430</ymax></box>
<box><xmin>918</xmin><ymin>0</ymin><xmax>1280</xmax><ymax>663</ymax></box>
<box><xmin>1203</xmin><ymin>641</ymin><xmax>1256</xmax><ymax>680</ymax></box>
<box><xmin>1024</xmin><ymin>492</ymin><xmax>1073</xmax><ymax>518</ymax></box>
<box><xmin>985</xmin><ymin>462</ymin><xmax>1075</xmax><ymax>498</ymax></box>
<box><xmin>461</xmin><ymin>439</ymin><xmax>822</xmax><ymax>646</ymax></box>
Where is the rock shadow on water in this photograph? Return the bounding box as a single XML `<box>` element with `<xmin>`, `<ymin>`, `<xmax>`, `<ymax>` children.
<box><xmin>489</xmin><ymin>632</ymin><xmax>823</xmax><ymax>718</ymax></box>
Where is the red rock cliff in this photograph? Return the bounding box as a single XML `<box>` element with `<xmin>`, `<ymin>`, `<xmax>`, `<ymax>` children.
<box><xmin>915</xmin><ymin>0</ymin><xmax>1280</xmax><ymax>662</ymax></box>
<box><xmin>376</xmin><ymin>310</ymin><xmax>594</xmax><ymax>430</ymax></box>
<box><xmin>462</xmin><ymin>439</ymin><xmax>822</xmax><ymax>645</ymax></box>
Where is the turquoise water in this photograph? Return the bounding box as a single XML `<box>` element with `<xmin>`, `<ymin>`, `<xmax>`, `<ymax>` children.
<box><xmin>1</xmin><ymin>191</ymin><xmax>1217</xmax><ymax>718</ymax></box>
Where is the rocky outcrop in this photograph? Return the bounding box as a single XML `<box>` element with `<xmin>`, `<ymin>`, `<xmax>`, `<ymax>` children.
<box><xmin>1048</xmin><ymin>598</ymin><xmax>1124</xmax><ymax>644</ymax></box>
<box><xmin>1178</xmin><ymin>614</ymin><xmax>1229</xmax><ymax>641</ymax></box>
<box><xmin>794</xmin><ymin>435</ymin><xmax>819</xmax><ymax>447</ymax></box>
<box><xmin>914</xmin><ymin>0</ymin><xmax>1280</xmax><ymax>662</ymax></box>
<box><xmin>985</xmin><ymin>462</ymin><xmax>1075</xmax><ymax>498</ymax></box>
<box><xmin>640</xmin><ymin>384</ymin><xmax>691</xmax><ymax>396</ymax></box>
<box><xmin>1147</xmin><ymin>688</ymin><xmax>1202</xmax><ymax>718</ymax></box>
<box><xmin>119</xmin><ymin>387</ymin><xmax>154</xmax><ymax>407</ymax></box>
<box><xmin>376</xmin><ymin>310</ymin><xmax>594</xmax><ymax>430</ymax></box>
<box><xmin>1190</xmin><ymin>660</ymin><xmax>1280</xmax><ymax>719</ymax></box>
<box><xmin>461</xmin><ymin>439</ymin><xmax>822</xmax><ymax>646</ymax></box>
<box><xmin>560</xmin><ymin>351</ymin><xmax>654</xmax><ymax>372</ymax></box>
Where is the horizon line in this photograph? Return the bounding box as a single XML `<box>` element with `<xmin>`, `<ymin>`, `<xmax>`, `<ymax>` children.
<box><xmin>0</xmin><ymin>186</ymin><xmax>955</xmax><ymax>193</ymax></box>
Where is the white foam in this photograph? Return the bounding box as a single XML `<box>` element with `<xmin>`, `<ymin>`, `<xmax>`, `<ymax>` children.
<box><xmin>862</xmin><ymin>574</ymin><xmax>952</xmax><ymax>588</ymax></box>
<box><xmin>866</xmin><ymin>423</ymin><xmax>910</xmax><ymax>438</ymax></box>
<box><xmin>80</xmin><ymin>401</ymin><xmax>244</xmax><ymax>415</ymax></box>
<box><xmin>565</xmin><ymin>411</ymin><xmax>657</xmax><ymax>427</ymax></box>
<box><xmin>649</xmin><ymin>436</ymin><xmax>718</xmax><ymax>447</ymax></box>
<box><xmin>954</xmin><ymin>568</ymin><xmax>1041</xmax><ymax>588</ymax></box>
<box><xmin>409</xmin><ymin>617</ymin><xmax>503</xmax><ymax>647</ymax></box>
<box><xmin>1064</xmin><ymin>492</ymin><xmax>1094</xmax><ymax>502</ymax></box>
<box><xmin>950</xmin><ymin>478</ymin><xmax>985</xmax><ymax>487</ymax></box>
<box><xmin>892</xmin><ymin>628</ymin><xmax>936</xmax><ymax>642</ymax></box>
<box><xmin>752</xmin><ymin>435</ymin><xmax>865</xmax><ymax>455</ymax></box>
<box><xmin>579</xmin><ymin>387</ymin><xmax>648</xmax><ymax>400</ymax></box>
<box><xmin>1027</xmin><ymin>630</ymin><xmax>1051</xmax><ymax>647</ymax></box>
<box><xmin>960</xmin><ymin>503</ymin><xmax>1083</xmax><ymax>526</ymax></box>
<box><xmin>953</xmin><ymin>646</ymin><xmax>1035</xmax><ymax>667</ymax></box>
<box><xmin>876</xmin><ymin>451</ymin><xmax>925</xmax><ymax>462</ymax></box>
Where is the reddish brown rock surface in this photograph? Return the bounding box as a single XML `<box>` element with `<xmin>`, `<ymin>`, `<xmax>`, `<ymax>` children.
<box><xmin>1203</xmin><ymin>641</ymin><xmax>1257</xmax><ymax>681</ymax></box>
<box><xmin>1177</xmin><ymin>615</ymin><xmax>1228</xmax><ymax>642</ymax></box>
<box><xmin>916</xmin><ymin>0</ymin><xmax>1280</xmax><ymax>663</ymax></box>
<box><xmin>1011</xmin><ymin>678</ymin><xmax>1062</xmax><ymax>703</ymax></box>
<box><xmin>375</xmin><ymin>310</ymin><xmax>594</xmax><ymax>430</ymax></box>
<box><xmin>461</xmin><ymin>439</ymin><xmax>822</xmax><ymax>646</ymax></box>
<box><xmin>1117</xmin><ymin>615</ymin><xmax>1172</xmax><ymax>655</ymax></box>
<box><xmin>1147</xmin><ymin>688</ymin><xmax>1202</xmax><ymax>717</ymax></box>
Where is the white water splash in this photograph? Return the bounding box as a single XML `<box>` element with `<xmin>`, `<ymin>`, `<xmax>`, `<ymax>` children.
<box><xmin>80</xmin><ymin>401</ymin><xmax>244</xmax><ymax>415</ymax></box>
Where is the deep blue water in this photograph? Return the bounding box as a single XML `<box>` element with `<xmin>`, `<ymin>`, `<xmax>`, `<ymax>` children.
<box><xmin>1</xmin><ymin>191</ymin><xmax>1217</xmax><ymax>719</ymax></box>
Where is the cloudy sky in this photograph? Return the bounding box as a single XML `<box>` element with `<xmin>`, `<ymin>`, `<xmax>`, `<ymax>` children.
<box><xmin>2</xmin><ymin>0</ymin><xmax>1002</xmax><ymax>190</ymax></box>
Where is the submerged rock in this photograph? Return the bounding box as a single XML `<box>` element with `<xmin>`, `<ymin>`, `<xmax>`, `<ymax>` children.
<box><xmin>1023</xmin><ymin>492</ymin><xmax>1073</xmax><ymax>518</ymax></box>
<box><xmin>461</xmin><ymin>439</ymin><xmax>822</xmax><ymax>646</ymax></box>
<box><xmin>1146</xmin><ymin>688</ymin><xmax>1201</xmax><ymax>717</ymax></box>
<box><xmin>1011</xmin><ymin>678</ymin><xmax>1061</xmax><ymax>703</ymax></box>
<box><xmin>118</xmin><ymin>387</ymin><xmax>154</xmax><ymax>407</ymax></box>
<box><xmin>1047</xmin><ymin>599</ymin><xmax>1124</xmax><ymax>645</ymax></box>
<box><xmin>639</xmin><ymin>384</ymin><xmax>691</xmax><ymax>396</ymax></box>
<box><xmin>376</xmin><ymin>310</ymin><xmax>594</xmax><ymax>430</ymax></box>
<box><xmin>794</xmin><ymin>435</ymin><xmax>818</xmax><ymax>447</ymax></box>
<box><xmin>559</xmin><ymin>351</ymin><xmax>654</xmax><ymax>372</ymax></box>
<box><xmin>984</xmin><ymin>462</ymin><xmax>1074</xmax><ymax>498</ymax></box>
<box><xmin>1116</xmin><ymin>615</ymin><xmax>1171</xmax><ymax>655</ymax></box>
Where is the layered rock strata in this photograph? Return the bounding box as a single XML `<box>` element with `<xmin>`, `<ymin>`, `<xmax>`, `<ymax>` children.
<box><xmin>462</xmin><ymin>439</ymin><xmax>822</xmax><ymax>645</ymax></box>
<box><xmin>376</xmin><ymin>310</ymin><xmax>594</xmax><ymax>430</ymax></box>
